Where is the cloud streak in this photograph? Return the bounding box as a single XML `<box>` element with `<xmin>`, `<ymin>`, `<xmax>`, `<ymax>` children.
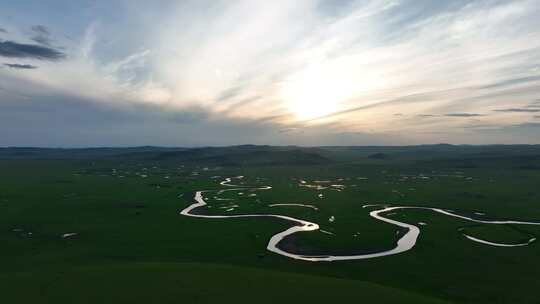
<box><xmin>0</xmin><ymin>40</ymin><xmax>65</xmax><ymax>60</ymax></box>
<box><xmin>30</xmin><ymin>25</ymin><xmax>53</xmax><ymax>46</ymax></box>
<box><xmin>3</xmin><ymin>63</ymin><xmax>37</xmax><ymax>69</ymax></box>
<box><xmin>494</xmin><ymin>108</ymin><xmax>540</xmax><ymax>113</ymax></box>
<box><xmin>444</xmin><ymin>113</ymin><xmax>483</xmax><ymax>117</ymax></box>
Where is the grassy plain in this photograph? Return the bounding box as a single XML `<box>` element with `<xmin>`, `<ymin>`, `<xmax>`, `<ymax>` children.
<box><xmin>1</xmin><ymin>145</ymin><xmax>540</xmax><ymax>303</ymax></box>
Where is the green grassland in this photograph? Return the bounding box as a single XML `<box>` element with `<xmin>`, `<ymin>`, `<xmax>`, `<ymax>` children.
<box><xmin>1</xmin><ymin>145</ymin><xmax>540</xmax><ymax>303</ymax></box>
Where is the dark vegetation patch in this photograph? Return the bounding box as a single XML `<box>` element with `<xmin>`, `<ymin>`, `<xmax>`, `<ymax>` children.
<box><xmin>457</xmin><ymin>192</ymin><xmax>487</xmax><ymax>199</ymax></box>
<box><xmin>277</xmin><ymin>227</ymin><xmax>408</xmax><ymax>256</ymax></box>
<box><xmin>147</xmin><ymin>183</ymin><xmax>172</xmax><ymax>188</ymax></box>
<box><xmin>459</xmin><ymin>224</ymin><xmax>536</xmax><ymax>244</ymax></box>
<box><xmin>114</xmin><ymin>202</ymin><xmax>147</xmax><ymax>209</ymax></box>
<box><xmin>368</xmin><ymin>152</ymin><xmax>390</xmax><ymax>160</ymax></box>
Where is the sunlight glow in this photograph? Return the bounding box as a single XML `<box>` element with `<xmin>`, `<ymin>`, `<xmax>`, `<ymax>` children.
<box><xmin>281</xmin><ymin>64</ymin><xmax>355</xmax><ymax>120</ymax></box>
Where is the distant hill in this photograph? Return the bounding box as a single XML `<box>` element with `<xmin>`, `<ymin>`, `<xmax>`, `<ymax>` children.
<box><xmin>2</xmin><ymin>144</ymin><xmax>540</xmax><ymax>168</ymax></box>
<box><xmin>0</xmin><ymin>147</ymin><xmax>188</xmax><ymax>160</ymax></box>
<box><xmin>0</xmin><ymin>145</ymin><xmax>329</xmax><ymax>166</ymax></box>
<box><xmin>116</xmin><ymin>145</ymin><xmax>330</xmax><ymax>166</ymax></box>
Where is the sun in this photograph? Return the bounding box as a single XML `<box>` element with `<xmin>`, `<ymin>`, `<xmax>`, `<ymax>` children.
<box><xmin>281</xmin><ymin>63</ymin><xmax>357</xmax><ymax>120</ymax></box>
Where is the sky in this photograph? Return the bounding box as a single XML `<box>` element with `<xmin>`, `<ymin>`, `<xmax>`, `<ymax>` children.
<box><xmin>1</xmin><ymin>0</ymin><xmax>539</xmax><ymax>147</ymax></box>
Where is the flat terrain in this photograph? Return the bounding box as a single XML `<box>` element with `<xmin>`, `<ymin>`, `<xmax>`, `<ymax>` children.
<box><xmin>1</xmin><ymin>145</ymin><xmax>540</xmax><ymax>303</ymax></box>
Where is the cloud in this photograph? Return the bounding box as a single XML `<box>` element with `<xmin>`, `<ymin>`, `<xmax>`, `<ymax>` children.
<box><xmin>494</xmin><ymin>108</ymin><xmax>540</xmax><ymax>113</ymax></box>
<box><xmin>2</xmin><ymin>0</ymin><xmax>540</xmax><ymax>146</ymax></box>
<box><xmin>513</xmin><ymin>122</ymin><xmax>540</xmax><ymax>128</ymax></box>
<box><xmin>478</xmin><ymin>75</ymin><xmax>540</xmax><ymax>90</ymax></box>
<box><xmin>279</xmin><ymin>127</ymin><xmax>300</xmax><ymax>133</ymax></box>
<box><xmin>30</xmin><ymin>25</ymin><xmax>61</xmax><ymax>48</ymax></box>
<box><xmin>31</xmin><ymin>25</ymin><xmax>49</xmax><ymax>36</ymax></box>
<box><xmin>444</xmin><ymin>113</ymin><xmax>483</xmax><ymax>117</ymax></box>
<box><xmin>216</xmin><ymin>86</ymin><xmax>243</xmax><ymax>102</ymax></box>
<box><xmin>3</xmin><ymin>63</ymin><xmax>38</xmax><ymax>69</ymax></box>
<box><xmin>0</xmin><ymin>40</ymin><xmax>65</xmax><ymax>60</ymax></box>
<box><xmin>527</xmin><ymin>101</ymin><xmax>540</xmax><ymax>108</ymax></box>
<box><xmin>0</xmin><ymin>28</ymin><xmax>7</xmax><ymax>33</ymax></box>
<box><xmin>167</xmin><ymin>108</ymin><xmax>208</xmax><ymax>124</ymax></box>
<box><xmin>31</xmin><ymin>36</ymin><xmax>53</xmax><ymax>47</ymax></box>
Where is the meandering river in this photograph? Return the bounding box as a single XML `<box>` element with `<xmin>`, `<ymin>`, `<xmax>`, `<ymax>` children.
<box><xmin>179</xmin><ymin>176</ymin><xmax>540</xmax><ymax>262</ymax></box>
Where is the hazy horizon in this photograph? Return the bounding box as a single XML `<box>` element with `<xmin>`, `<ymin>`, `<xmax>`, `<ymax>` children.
<box><xmin>3</xmin><ymin>143</ymin><xmax>540</xmax><ymax>149</ymax></box>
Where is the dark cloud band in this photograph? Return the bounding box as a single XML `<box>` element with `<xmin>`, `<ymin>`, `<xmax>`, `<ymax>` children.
<box><xmin>0</xmin><ymin>40</ymin><xmax>65</xmax><ymax>60</ymax></box>
<box><xmin>445</xmin><ymin>113</ymin><xmax>483</xmax><ymax>117</ymax></box>
<box><xmin>494</xmin><ymin>108</ymin><xmax>540</xmax><ymax>113</ymax></box>
<box><xmin>3</xmin><ymin>63</ymin><xmax>38</xmax><ymax>69</ymax></box>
